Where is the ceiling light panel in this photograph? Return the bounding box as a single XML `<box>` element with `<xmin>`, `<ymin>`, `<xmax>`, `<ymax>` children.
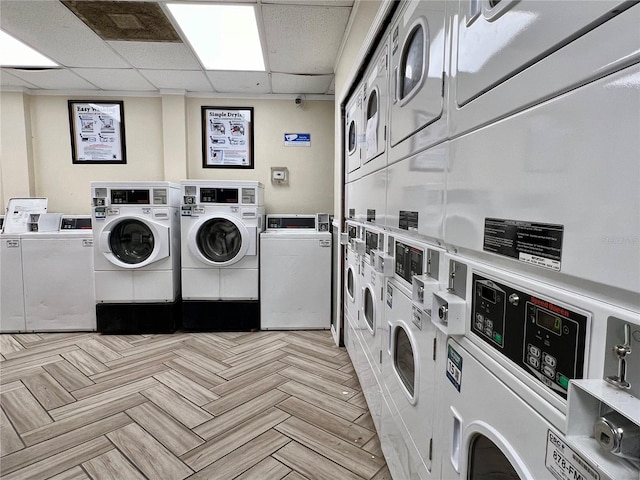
<box><xmin>0</xmin><ymin>30</ymin><xmax>58</xmax><ymax>67</ymax></box>
<box><xmin>167</xmin><ymin>3</ymin><xmax>265</xmax><ymax>71</ymax></box>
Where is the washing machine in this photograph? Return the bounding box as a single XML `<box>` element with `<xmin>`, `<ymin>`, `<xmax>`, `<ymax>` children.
<box><xmin>387</xmin><ymin>0</ymin><xmax>450</xmax><ymax>165</ymax></box>
<box><xmin>260</xmin><ymin>214</ymin><xmax>331</xmax><ymax>330</ymax></box>
<box><xmin>449</xmin><ymin>0</ymin><xmax>638</xmax><ymax>136</ymax></box>
<box><xmin>360</xmin><ymin>35</ymin><xmax>389</xmax><ymax>179</ymax></box>
<box><xmin>91</xmin><ymin>181</ymin><xmax>181</xmax><ymax>333</ymax></box>
<box><xmin>445</xmin><ymin>61</ymin><xmax>640</xmax><ymax>312</ymax></box>
<box><xmin>380</xmin><ymin>232</ymin><xmax>445</xmax><ymax>479</ymax></box>
<box><xmin>345</xmin><ymin>82</ymin><xmax>364</xmax><ymax>183</ymax></box>
<box><xmin>0</xmin><ymin>198</ymin><xmax>47</xmax><ymax>332</ymax></box>
<box><xmin>180</xmin><ymin>180</ymin><xmax>264</xmax><ymax>331</ymax></box>
<box><xmin>438</xmin><ymin>336</ymin><xmax>631</xmax><ymax>480</ymax></box>
<box><xmin>21</xmin><ymin>216</ymin><xmax>95</xmax><ymax>331</ymax></box>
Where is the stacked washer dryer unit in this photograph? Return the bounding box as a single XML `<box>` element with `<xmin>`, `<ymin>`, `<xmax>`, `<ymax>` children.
<box><xmin>91</xmin><ymin>181</ymin><xmax>181</xmax><ymax>333</ymax></box>
<box><xmin>180</xmin><ymin>180</ymin><xmax>264</xmax><ymax>331</ymax></box>
<box><xmin>342</xmin><ymin>0</ymin><xmax>640</xmax><ymax>479</ymax></box>
<box><xmin>438</xmin><ymin>1</ymin><xmax>640</xmax><ymax>479</ymax></box>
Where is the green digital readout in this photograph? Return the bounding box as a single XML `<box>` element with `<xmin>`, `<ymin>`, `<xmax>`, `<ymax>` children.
<box><xmin>537</xmin><ymin>309</ymin><xmax>562</xmax><ymax>335</ymax></box>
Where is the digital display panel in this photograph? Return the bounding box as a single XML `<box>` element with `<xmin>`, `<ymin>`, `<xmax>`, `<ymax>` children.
<box><xmin>200</xmin><ymin>188</ymin><xmax>238</xmax><ymax>203</ymax></box>
<box><xmin>479</xmin><ymin>284</ymin><xmax>496</xmax><ymax>303</ymax></box>
<box><xmin>537</xmin><ymin>309</ymin><xmax>562</xmax><ymax>335</ymax></box>
<box><xmin>111</xmin><ymin>189</ymin><xmax>150</xmax><ymax>204</ymax></box>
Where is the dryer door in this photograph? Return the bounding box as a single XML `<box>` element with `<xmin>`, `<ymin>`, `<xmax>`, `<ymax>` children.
<box><xmin>467</xmin><ymin>435</ymin><xmax>521</xmax><ymax>479</ymax></box>
<box><xmin>389</xmin><ymin>0</ymin><xmax>446</xmax><ymax>147</ymax></box>
<box><xmin>188</xmin><ymin>214</ymin><xmax>255</xmax><ymax>266</ymax></box>
<box><xmin>100</xmin><ymin>216</ymin><xmax>169</xmax><ymax>269</ymax></box>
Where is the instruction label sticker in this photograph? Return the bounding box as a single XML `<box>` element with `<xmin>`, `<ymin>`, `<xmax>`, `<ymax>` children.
<box><xmin>545</xmin><ymin>430</ymin><xmax>599</xmax><ymax>480</ymax></box>
<box><xmin>446</xmin><ymin>345</ymin><xmax>463</xmax><ymax>392</ymax></box>
<box><xmin>386</xmin><ymin>283</ymin><xmax>393</xmax><ymax>308</ymax></box>
<box><xmin>483</xmin><ymin>218</ymin><xmax>563</xmax><ymax>271</ymax></box>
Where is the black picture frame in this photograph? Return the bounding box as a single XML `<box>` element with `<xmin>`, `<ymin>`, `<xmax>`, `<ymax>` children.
<box><xmin>68</xmin><ymin>100</ymin><xmax>126</xmax><ymax>164</ymax></box>
<box><xmin>202</xmin><ymin>106</ymin><xmax>254</xmax><ymax>169</ymax></box>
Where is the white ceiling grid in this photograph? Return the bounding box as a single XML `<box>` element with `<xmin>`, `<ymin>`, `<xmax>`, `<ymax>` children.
<box><xmin>0</xmin><ymin>0</ymin><xmax>354</xmax><ymax>96</ymax></box>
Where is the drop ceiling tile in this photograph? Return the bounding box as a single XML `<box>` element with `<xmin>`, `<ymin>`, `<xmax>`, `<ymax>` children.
<box><xmin>71</xmin><ymin>68</ymin><xmax>156</xmax><ymax>91</ymax></box>
<box><xmin>263</xmin><ymin>4</ymin><xmax>350</xmax><ymax>75</ymax></box>
<box><xmin>4</xmin><ymin>69</ymin><xmax>98</xmax><ymax>90</ymax></box>
<box><xmin>1</xmin><ymin>70</ymin><xmax>39</xmax><ymax>88</ymax></box>
<box><xmin>206</xmin><ymin>71</ymin><xmax>271</xmax><ymax>94</ymax></box>
<box><xmin>271</xmin><ymin>73</ymin><xmax>333</xmax><ymax>94</ymax></box>
<box><xmin>0</xmin><ymin>1</ymin><xmax>129</xmax><ymax>68</ymax></box>
<box><xmin>108</xmin><ymin>42</ymin><xmax>201</xmax><ymax>70</ymax></box>
<box><xmin>140</xmin><ymin>70</ymin><xmax>213</xmax><ymax>92</ymax></box>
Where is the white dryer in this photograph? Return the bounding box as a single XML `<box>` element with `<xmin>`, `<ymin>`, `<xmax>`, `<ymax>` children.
<box><xmin>345</xmin><ymin>82</ymin><xmax>364</xmax><ymax>183</ymax></box>
<box><xmin>91</xmin><ymin>181</ymin><xmax>181</xmax><ymax>333</ymax></box>
<box><xmin>180</xmin><ymin>180</ymin><xmax>264</xmax><ymax>331</ymax></box>
<box><xmin>449</xmin><ymin>0</ymin><xmax>638</xmax><ymax>136</ymax></box>
<box><xmin>380</xmin><ymin>232</ymin><xmax>442</xmax><ymax>479</ymax></box>
<box><xmin>21</xmin><ymin>216</ymin><xmax>96</xmax><ymax>331</ymax></box>
<box><xmin>344</xmin><ymin>220</ymin><xmax>364</xmax><ymax>334</ymax></box>
<box><xmin>387</xmin><ymin>0</ymin><xmax>450</xmax><ymax>165</ymax></box>
<box><xmin>438</xmin><ymin>336</ymin><xmax>629</xmax><ymax>480</ymax></box>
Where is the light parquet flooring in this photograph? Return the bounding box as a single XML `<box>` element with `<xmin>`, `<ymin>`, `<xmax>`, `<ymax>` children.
<box><xmin>0</xmin><ymin>330</ymin><xmax>391</xmax><ymax>480</ymax></box>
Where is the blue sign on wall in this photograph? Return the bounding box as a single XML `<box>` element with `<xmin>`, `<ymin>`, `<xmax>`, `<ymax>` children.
<box><xmin>284</xmin><ymin>133</ymin><xmax>311</xmax><ymax>147</ymax></box>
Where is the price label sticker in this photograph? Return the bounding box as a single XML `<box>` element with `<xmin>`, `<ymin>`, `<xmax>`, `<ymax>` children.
<box><xmin>545</xmin><ymin>430</ymin><xmax>599</xmax><ymax>480</ymax></box>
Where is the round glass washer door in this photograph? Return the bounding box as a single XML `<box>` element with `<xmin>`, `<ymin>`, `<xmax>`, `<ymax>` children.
<box><xmin>100</xmin><ymin>216</ymin><xmax>169</xmax><ymax>269</ymax></box>
<box><xmin>188</xmin><ymin>214</ymin><xmax>251</xmax><ymax>266</ymax></box>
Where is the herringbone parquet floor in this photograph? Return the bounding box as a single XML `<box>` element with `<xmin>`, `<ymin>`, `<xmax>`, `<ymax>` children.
<box><xmin>0</xmin><ymin>330</ymin><xmax>391</xmax><ymax>480</ymax></box>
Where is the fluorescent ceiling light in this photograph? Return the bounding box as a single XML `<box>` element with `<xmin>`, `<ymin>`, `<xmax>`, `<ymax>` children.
<box><xmin>167</xmin><ymin>3</ymin><xmax>265</xmax><ymax>71</ymax></box>
<box><xmin>0</xmin><ymin>30</ymin><xmax>58</xmax><ymax>67</ymax></box>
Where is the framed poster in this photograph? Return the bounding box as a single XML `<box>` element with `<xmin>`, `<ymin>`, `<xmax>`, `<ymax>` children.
<box><xmin>202</xmin><ymin>106</ymin><xmax>254</xmax><ymax>169</ymax></box>
<box><xmin>68</xmin><ymin>100</ymin><xmax>126</xmax><ymax>164</ymax></box>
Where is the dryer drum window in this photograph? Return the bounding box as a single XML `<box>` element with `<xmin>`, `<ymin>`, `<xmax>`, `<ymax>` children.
<box><xmin>468</xmin><ymin>435</ymin><xmax>521</xmax><ymax>479</ymax></box>
<box><xmin>110</xmin><ymin>219</ymin><xmax>155</xmax><ymax>264</ymax></box>
<box><xmin>394</xmin><ymin>327</ymin><xmax>415</xmax><ymax>396</ymax></box>
<box><xmin>364</xmin><ymin>287</ymin><xmax>375</xmax><ymax>331</ymax></box>
<box><xmin>197</xmin><ymin>218</ymin><xmax>242</xmax><ymax>263</ymax></box>
<box><xmin>400</xmin><ymin>23</ymin><xmax>426</xmax><ymax>100</ymax></box>
<box><xmin>367</xmin><ymin>90</ymin><xmax>378</xmax><ymax>119</ymax></box>
<box><xmin>347</xmin><ymin>120</ymin><xmax>357</xmax><ymax>153</ymax></box>
<box><xmin>347</xmin><ymin>268</ymin><xmax>355</xmax><ymax>298</ymax></box>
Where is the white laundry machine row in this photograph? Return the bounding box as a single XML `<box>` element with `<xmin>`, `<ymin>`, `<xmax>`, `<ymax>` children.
<box><xmin>180</xmin><ymin>180</ymin><xmax>264</xmax><ymax>331</ymax></box>
<box><xmin>91</xmin><ymin>181</ymin><xmax>181</xmax><ymax>333</ymax></box>
<box><xmin>444</xmin><ymin>61</ymin><xmax>640</xmax><ymax>314</ymax></box>
<box><xmin>448</xmin><ymin>0</ymin><xmax>639</xmax><ymax>137</ymax></box>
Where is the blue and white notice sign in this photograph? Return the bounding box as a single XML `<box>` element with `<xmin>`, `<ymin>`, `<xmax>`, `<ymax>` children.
<box><xmin>284</xmin><ymin>133</ymin><xmax>311</xmax><ymax>147</ymax></box>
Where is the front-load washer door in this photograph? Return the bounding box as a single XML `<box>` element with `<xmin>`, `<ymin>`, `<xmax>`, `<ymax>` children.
<box><xmin>100</xmin><ymin>216</ymin><xmax>169</xmax><ymax>269</ymax></box>
<box><xmin>188</xmin><ymin>214</ymin><xmax>256</xmax><ymax>267</ymax></box>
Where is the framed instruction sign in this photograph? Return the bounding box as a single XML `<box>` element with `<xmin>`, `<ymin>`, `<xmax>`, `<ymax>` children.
<box><xmin>68</xmin><ymin>100</ymin><xmax>126</xmax><ymax>164</ymax></box>
<box><xmin>202</xmin><ymin>106</ymin><xmax>254</xmax><ymax>169</ymax></box>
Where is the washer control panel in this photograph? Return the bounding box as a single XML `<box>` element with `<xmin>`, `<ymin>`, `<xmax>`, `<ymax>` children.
<box><xmin>471</xmin><ymin>274</ymin><xmax>589</xmax><ymax>398</ymax></box>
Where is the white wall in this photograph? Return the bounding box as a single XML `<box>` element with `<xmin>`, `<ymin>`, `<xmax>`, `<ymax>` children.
<box><xmin>0</xmin><ymin>92</ymin><xmax>334</xmax><ymax>216</ymax></box>
<box><xmin>186</xmin><ymin>97</ymin><xmax>334</xmax><ymax>215</ymax></box>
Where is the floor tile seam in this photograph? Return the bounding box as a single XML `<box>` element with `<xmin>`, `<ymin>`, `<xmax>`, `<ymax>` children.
<box><xmin>0</xmin><ymin>403</ymin><xmax>28</xmax><ymax>456</ymax></box>
<box><xmin>114</xmin><ymin>338</ymin><xmax>191</xmax><ymax>359</ymax></box>
<box><xmin>216</xmin><ymin>351</ymin><xmax>291</xmax><ymax>380</ymax></box>
<box><xmin>99</xmin><ymin>431</ymin><xmax>154</xmax><ymax>480</ymax></box>
<box><xmin>139</xmin><ymin>386</ymin><xmax>213</xmax><ymax>429</ymax></box>
<box><xmin>278</xmin><ymin>355</ymin><xmax>355</xmax><ymax>383</ymax></box>
<box><xmin>277</xmin><ymin>369</ymin><xmax>359</xmax><ymax>401</ymax></box>
<box><xmin>20</xmin><ymin>369</ymin><xmax>76</xmax><ymax>410</ymax></box>
<box><xmin>202</xmin><ymin>372</ymin><xmax>291</xmax><ymax>414</ymax></box>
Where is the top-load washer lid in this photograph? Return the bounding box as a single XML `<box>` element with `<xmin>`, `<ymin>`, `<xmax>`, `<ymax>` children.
<box><xmin>100</xmin><ymin>216</ymin><xmax>169</xmax><ymax>268</ymax></box>
<box><xmin>188</xmin><ymin>213</ymin><xmax>256</xmax><ymax>266</ymax></box>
